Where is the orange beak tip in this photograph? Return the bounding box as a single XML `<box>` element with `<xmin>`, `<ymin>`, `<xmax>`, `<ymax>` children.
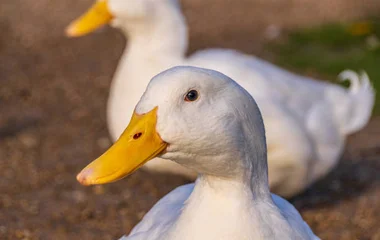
<box><xmin>77</xmin><ymin>168</ymin><xmax>94</xmax><ymax>186</ymax></box>
<box><xmin>65</xmin><ymin>25</ymin><xmax>78</xmax><ymax>38</ymax></box>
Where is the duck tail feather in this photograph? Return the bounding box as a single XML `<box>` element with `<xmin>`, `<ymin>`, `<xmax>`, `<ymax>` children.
<box><xmin>337</xmin><ymin>70</ymin><xmax>375</xmax><ymax>135</ymax></box>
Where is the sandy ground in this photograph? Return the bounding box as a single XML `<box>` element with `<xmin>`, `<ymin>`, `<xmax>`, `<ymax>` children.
<box><xmin>1</xmin><ymin>0</ymin><xmax>380</xmax><ymax>239</ymax></box>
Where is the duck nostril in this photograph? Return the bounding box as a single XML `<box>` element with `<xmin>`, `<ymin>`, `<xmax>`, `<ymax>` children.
<box><xmin>133</xmin><ymin>132</ymin><xmax>142</xmax><ymax>140</ymax></box>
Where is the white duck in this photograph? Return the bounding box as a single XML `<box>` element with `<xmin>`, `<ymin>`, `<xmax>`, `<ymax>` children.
<box><xmin>66</xmin><ymin>0</ymin><xmax>375</xmax><ymax>197</ymax></box>
<box><xmin>77</xmin><ymin>66</ymin><xmax>320</xmax><ymax>240</ymax></box>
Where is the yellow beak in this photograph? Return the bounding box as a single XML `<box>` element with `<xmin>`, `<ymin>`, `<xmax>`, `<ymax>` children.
<box><xmin>77</xmin><ymin>107</ymin><xmax>167</xmax><ymax>185</ymax></box>
<box><xmin>66</xmin><ymin>0</ymin><xmax>113</xmax><ymax>37</ymax></box>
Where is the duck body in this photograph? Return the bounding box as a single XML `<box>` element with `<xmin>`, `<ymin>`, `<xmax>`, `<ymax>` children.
<box><xmin>68</xmin><ymin>0</ymin><xmax>375</xmax><ymax>197</ymax></box>
<box><xmin>77</xmin><ymin>66</ymin><xmax>319</xmax><ymax>239</ymax></box>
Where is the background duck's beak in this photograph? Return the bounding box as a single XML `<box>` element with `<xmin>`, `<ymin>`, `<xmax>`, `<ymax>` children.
<box><xmin>65</xmin><ymin>0</ymin><xmax>113</xmax><ymax>37</ymax></box>
<box><xmin>77</xmin><ymin>107</ymin><xmax>167</xmax><ymax>186</ymax></box>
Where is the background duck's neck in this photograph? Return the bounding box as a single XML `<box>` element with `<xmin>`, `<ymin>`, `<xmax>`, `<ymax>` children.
<box><xmin>124</xmin><ymin>23</ymin><xmax>188</xmax><ymax>62</ymax></box>
<box><xmin>120</xmin><ymin>2</ymin><xmax>188</xmax><ymax>63</ymax></box>
<box><xmin>166</xmin><ymin>175</ymin><xmax>274</xmax><ymax>240</ymax></box>
<box><xmin>107</xmin><ymin>9</ymin><xmax>188</xmax><ymax>140</ymax></box>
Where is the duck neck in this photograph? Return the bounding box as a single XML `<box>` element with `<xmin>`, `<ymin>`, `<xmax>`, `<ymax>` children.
<box><xmin>243</xmin><ymin>145</ymin><xmax>271</xmax><ymax>199</ymax></box>
<box><xmin>198</xmin><ymin>172</ymin><xmax>271</xmax><ymax>201</ymax></box>
<box><xmin>124</xmin><ymin>25</ymin><xmax>187</xmax><ymax>62</ymax></box>
<box><xmin>107</xmin><ymin>9</ymin><xmax>188</xmax><ymax>140</ymax></box>
<box><xmin>166</xmin><ymin>174</ymin><xmax>273</xmax><ymax>240</ymax></box>
<box><xmin>120</xmin><ymin>4</ymin><xmax>188</xmax><ymax>65</ymax></box>
<box><xmin>237</xmin><ymin>115</ymin><xmax>271</xmax><ymax>198</ymax></box>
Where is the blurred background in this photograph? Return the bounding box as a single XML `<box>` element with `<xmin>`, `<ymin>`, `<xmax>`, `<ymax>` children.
<box><xmin>1</xmin><ymin>0</ymin><xmax>380</xmax><ymax>239</ymax></box>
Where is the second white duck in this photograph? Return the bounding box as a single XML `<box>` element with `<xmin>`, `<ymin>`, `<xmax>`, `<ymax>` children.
<box><xmin>66</xmin><ymin>0</ymin><xmax>375</xmax><ymax>197</ymax></box>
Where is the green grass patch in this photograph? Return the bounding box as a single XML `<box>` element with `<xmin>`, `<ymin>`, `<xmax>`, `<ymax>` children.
<box><xmin>268</xmin><ymin>19</ymin><xmax>380</xmax><ymax>114</ymax></box>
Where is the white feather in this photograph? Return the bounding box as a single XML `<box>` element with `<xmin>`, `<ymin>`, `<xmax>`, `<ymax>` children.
<box><xmin>102</xmin><ymin>0</ymin><xmax>375</xmax><ymax>197</ymax></box>
<box><xmin>116</xmin><ymin>66</ymin><xmax>319</xmax><ymax>240</ymax></box>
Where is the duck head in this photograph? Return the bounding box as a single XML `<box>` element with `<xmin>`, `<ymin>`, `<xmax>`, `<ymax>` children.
<box><xmin>66</xmin><ymin>0</ymin><xmax>184</xmax><ymax>37</ymax></box>
<box><xmin>77</xmin><ymin>66</ymin><xmax>268</xmax><ymax>187</ymax></box>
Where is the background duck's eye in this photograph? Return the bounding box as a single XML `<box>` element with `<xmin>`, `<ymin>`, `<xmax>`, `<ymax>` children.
<box><xmin>184</xmin><ymin>90</ymin><xmax>199</xmax><ymax>102</ymax></box>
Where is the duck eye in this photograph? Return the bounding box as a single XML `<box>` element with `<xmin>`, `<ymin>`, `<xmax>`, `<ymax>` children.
<box><xmin>184</xmin><ymin>90</ymin><xmax>199</xmax><ymax>102</ymax></box>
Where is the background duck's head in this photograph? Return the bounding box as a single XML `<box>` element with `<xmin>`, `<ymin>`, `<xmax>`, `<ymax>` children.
<box><xmin>77</xmin><ymin>66</ymin><xmax>268</xmax><ymax>186</ymax></box>
<box><xmin>66</xmin><ymin>0</ymin><xmax>184</xmax><ymax>37</ymax></box>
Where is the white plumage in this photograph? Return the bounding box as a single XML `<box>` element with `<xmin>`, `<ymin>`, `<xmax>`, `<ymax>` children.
<box><xmin>68</xmin><ymin>0</ymin><xmax>375</xmax><ymax>197</ymax></box>
<box><xmin>119</xmin><ymin>184</ymin><xmax>319</xmax><ymax>240</ymax></box>
<box><xmin>113</xmin><ymin>66</ymin><xmax>320</xmax><ymax>239</ymax></box>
